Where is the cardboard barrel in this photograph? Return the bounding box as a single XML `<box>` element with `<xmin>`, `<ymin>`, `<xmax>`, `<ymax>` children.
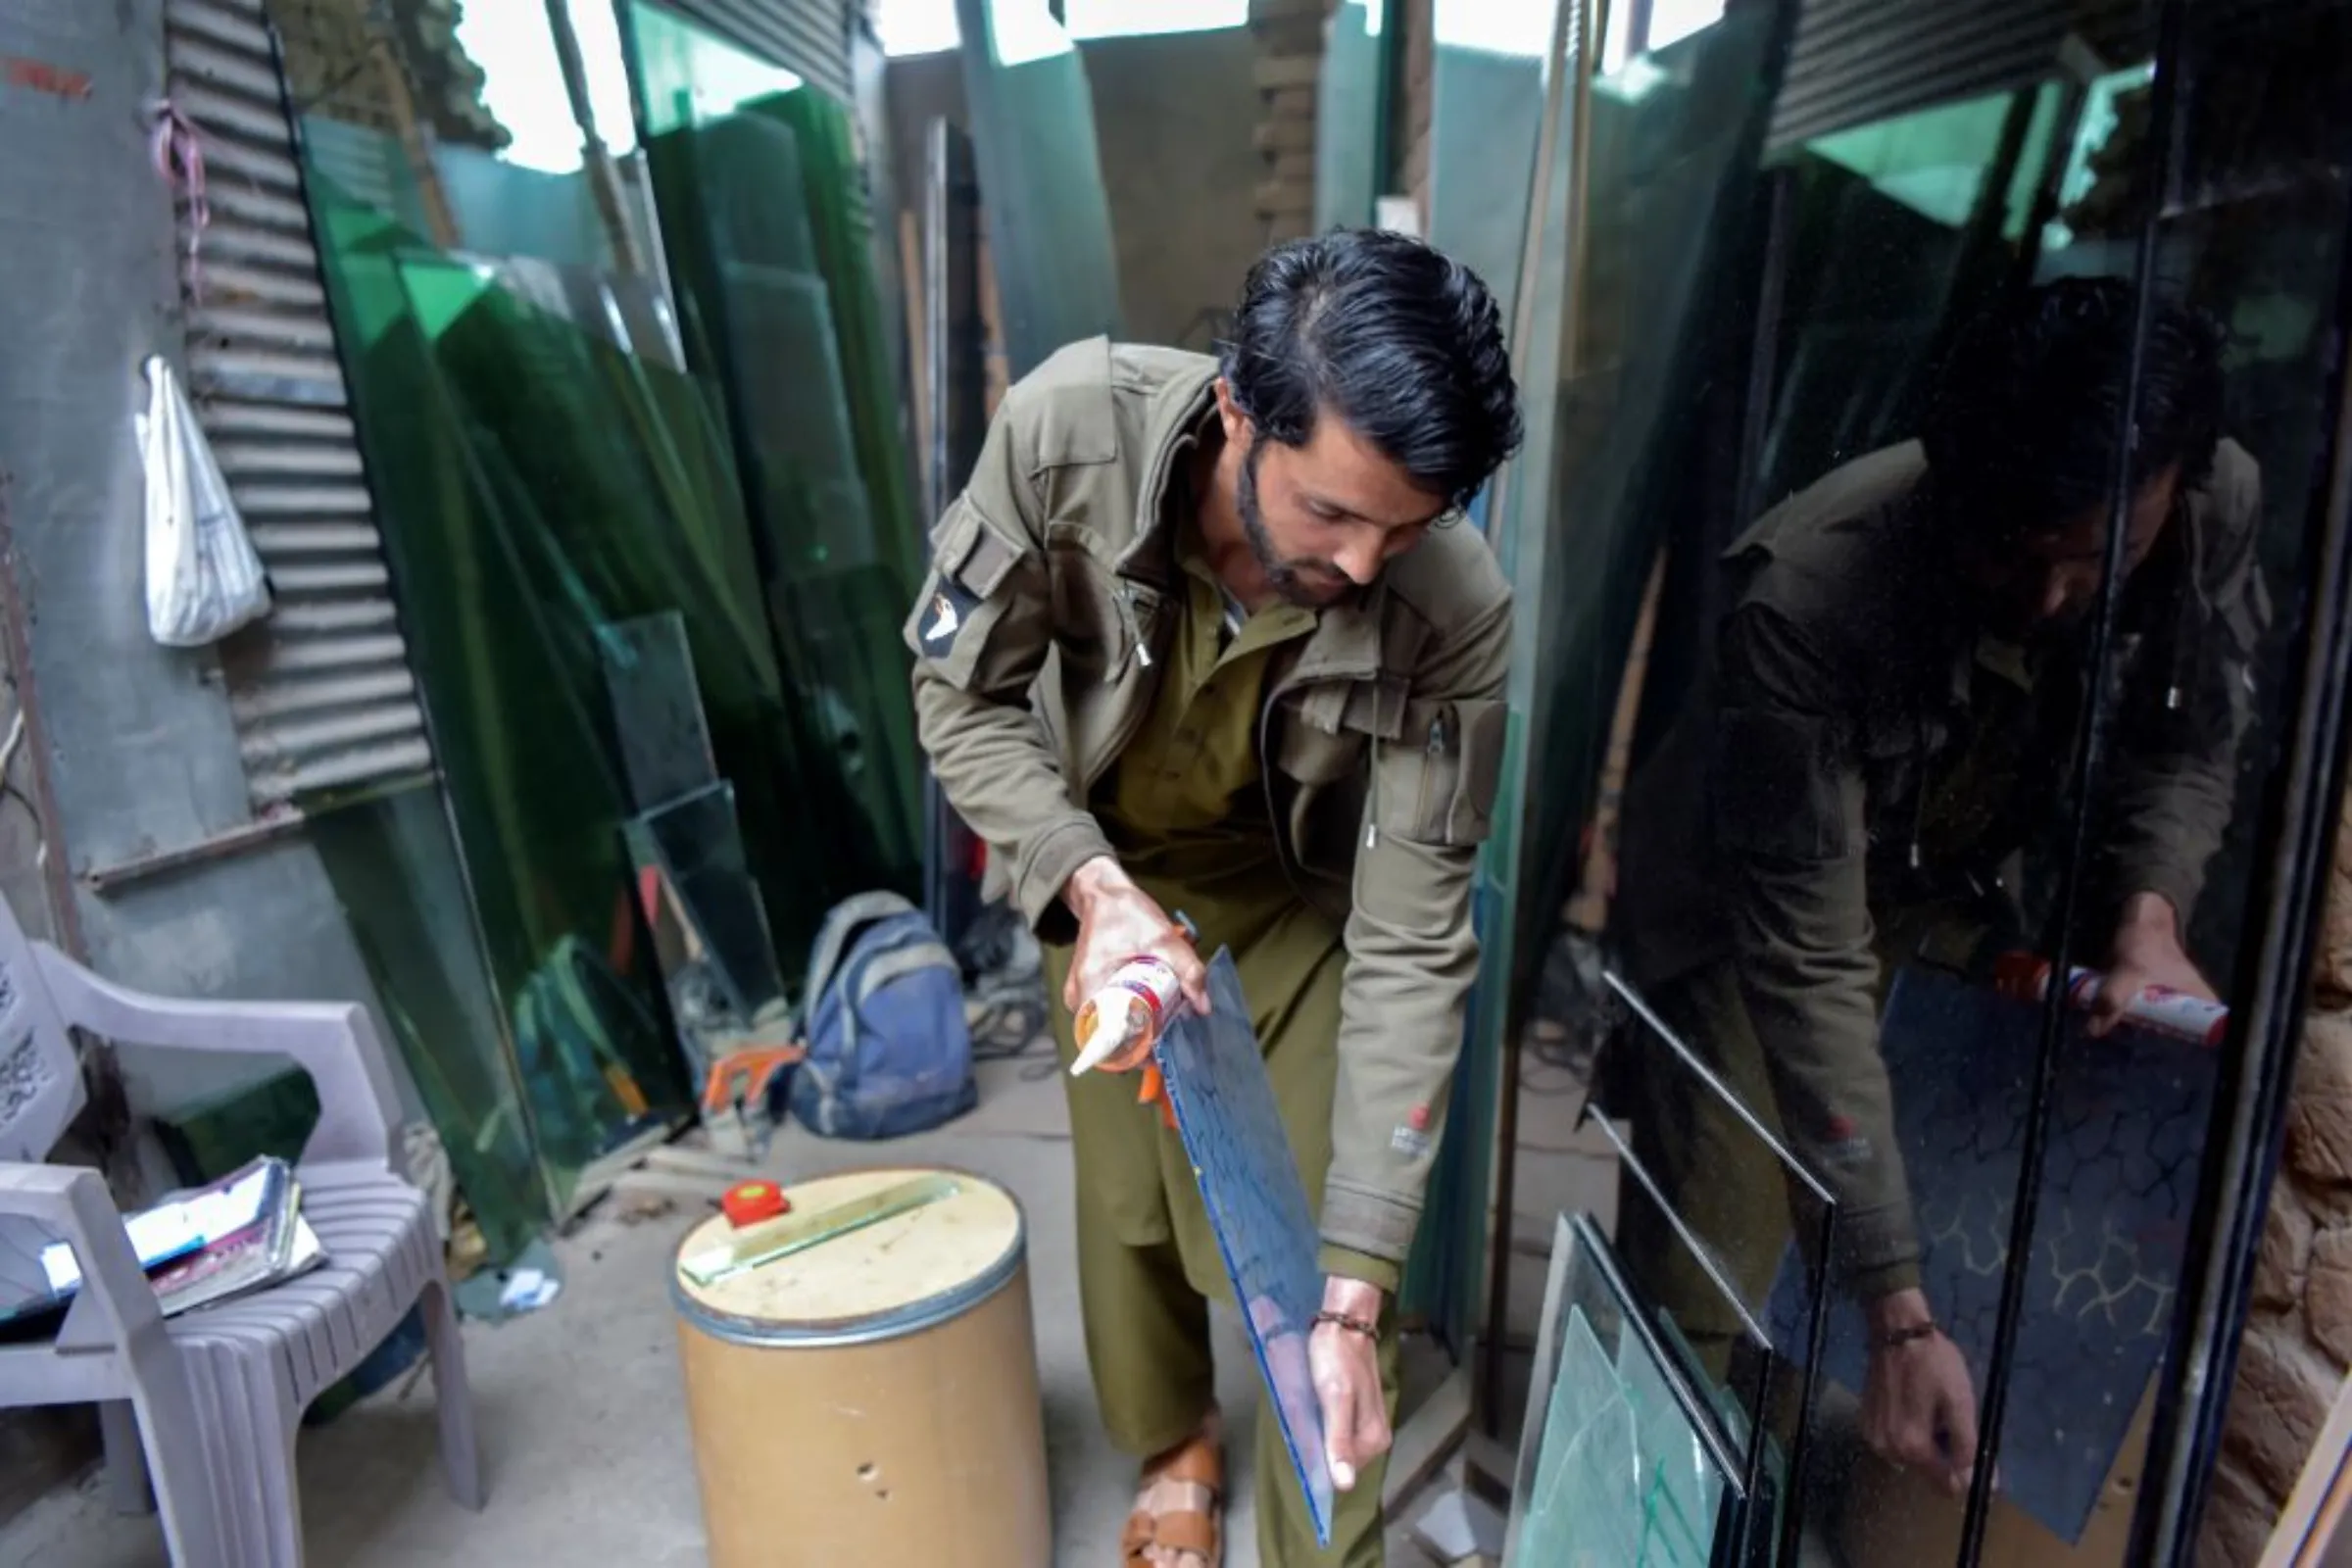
<box><xmin>671</xmin><ymin>1167</ymin><xmax>1051</xmax><ymax>1567</ymax></box>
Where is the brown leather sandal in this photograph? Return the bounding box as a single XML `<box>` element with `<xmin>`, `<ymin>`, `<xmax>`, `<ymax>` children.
<box><xmin>1120</xmin><ymin>1414</ymin><xmax>1224</xmax><ymax>1567</ymax></box>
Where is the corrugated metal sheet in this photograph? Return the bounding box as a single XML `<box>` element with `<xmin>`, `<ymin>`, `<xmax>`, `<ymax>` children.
<box><xmin>165</xmin><ymin>0</ymin><xmax>434</xmax><ymax>807</ymax></box>
<box><xmin>665</xmin><ymin>0</ymin><xmax>855</xmax><ymax>103</ymax></box>
<box><xmin>1766</xmin><ymin>0</ymin><xmax>2149</xmax><ymax>152</ymax></box>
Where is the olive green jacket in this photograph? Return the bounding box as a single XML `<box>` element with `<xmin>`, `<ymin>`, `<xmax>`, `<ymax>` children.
<box><xmin>904</xmin><ymin>340</ymin><xmax>1513</xmax><ymax>1286</ymax></box>
<box><xmin>1616</xmin><ymin>439</ymin><xmax>2269</xmax><ymax>1297</ymax></box>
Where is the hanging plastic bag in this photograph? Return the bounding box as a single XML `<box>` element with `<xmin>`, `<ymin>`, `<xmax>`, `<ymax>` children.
<box><xmin>137</xmin><ymin>354</ymin><xmax>270</xmax><ymax>647</ymax></box>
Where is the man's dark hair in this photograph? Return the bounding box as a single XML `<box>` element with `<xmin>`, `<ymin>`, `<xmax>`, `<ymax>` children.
<box><xmin>1920</xmin><ymin>275</ymin><xmax>2226</xmax><ymax>537</ymax></box>
<box><xmin>1219</xmin><ymin>228</ymin><xmax>1524</xmax><ymax>510</ymax></box>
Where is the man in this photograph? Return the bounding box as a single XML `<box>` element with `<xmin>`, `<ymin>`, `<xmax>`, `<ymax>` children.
<box><xmin>1612</xmin><ymin>277</ymin><xmax>2268</xmax><ymax>1496</ymax></box>
<box><xmin>905</xmin><ymin>228</ymin><xmax>1521</xmax><ymax>1566</ymax></box>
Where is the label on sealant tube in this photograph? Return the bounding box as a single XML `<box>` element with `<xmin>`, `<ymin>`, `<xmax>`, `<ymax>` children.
<box><xmin>1070</xmin><ymin>955</ymin><xmax>1184</xmax><ymax>1075</ymax></box>
<box><xmin>1992</xmin><ymin>951</ymin><xmax>2230</xmax><ymax>1048</ymax></box>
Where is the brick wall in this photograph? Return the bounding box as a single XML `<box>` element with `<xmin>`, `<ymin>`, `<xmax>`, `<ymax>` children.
<box><xmin>2200</xmin><ymin>809</ymin><xmax>2352</xmax><ymax>1564</ymax></box>
<box><xmin>269</xmin><ymin>0</ymin><xmax>505</xmax><ymax>151</ymax></box>
<box><xmin>1250</xmin><ymin>0</ymin><xmax>1330</xmax><ymax>243</ymax></box>
<box><xmin>1251</xmin><ymin>0</ymin><xmax>1435</xmax><ymax>240</ymax></box>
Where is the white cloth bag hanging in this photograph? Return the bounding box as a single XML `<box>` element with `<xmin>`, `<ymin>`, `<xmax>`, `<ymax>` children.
<box><xmin>137</xmin><ymin>354</ymin><xmax>270</xmax><ymax>647</ymax></box>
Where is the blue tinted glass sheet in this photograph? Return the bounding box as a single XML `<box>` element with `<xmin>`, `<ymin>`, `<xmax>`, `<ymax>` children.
<box><xmin>1763</xmin><ymin>965</ymin><xmax>2217</xmax><ymax>1543</ymax></box>
<box><xmin>1152</xmin><ymin>948</ymin><xmax>1334</xmax><ymax>1545</ymax></box>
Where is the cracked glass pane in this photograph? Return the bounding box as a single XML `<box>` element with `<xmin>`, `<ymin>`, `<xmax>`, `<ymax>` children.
<box><xmin>1508</xmin><ymin>1215</ymin><xmax>1742</xmax><ymax>1564</ymax></box>
<box><xmin>1152</xmin><ymin>949</ymin><xmax>1337</xmax><ymax>1545</ymax></box>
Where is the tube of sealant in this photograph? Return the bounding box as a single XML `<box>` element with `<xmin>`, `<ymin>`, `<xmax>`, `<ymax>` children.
<box><xmin>1068</xmin><ymin>955</ymin><xmax>1186</xmax><ymax>1077</ymax></box>
<box><xmin>1991</xmin><ymin>951</ymin><xmax>2229</xmax><ymax>1047</ymax></box>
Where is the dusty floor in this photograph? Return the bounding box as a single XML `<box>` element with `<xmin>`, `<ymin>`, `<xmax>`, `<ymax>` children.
<box><xmin>3</xmin><ymin>1048</ymin><xmax>1615</xmax><ymax>1567</ymax></box>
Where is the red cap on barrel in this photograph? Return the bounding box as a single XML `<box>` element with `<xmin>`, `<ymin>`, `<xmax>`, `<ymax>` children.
<box><xmin>721</xmin><ymin>1179</ymin><xmax>789</xmax><ymax>1228</ymax></box>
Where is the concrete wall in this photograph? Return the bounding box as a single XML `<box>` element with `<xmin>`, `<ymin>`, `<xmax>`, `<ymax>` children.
<box><xmin>885</xmin><ymin>25</ymin><xmax>1266</xmax><ymax>352</ymax></box>
<box><xmin>0</xmin><ymin>0</ymin><xmax>400</xmax><ymax>1168</ymax></box>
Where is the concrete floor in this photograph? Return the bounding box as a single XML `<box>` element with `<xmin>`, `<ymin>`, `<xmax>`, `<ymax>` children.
<box><xmin>3</xmin><ymin>1049</ymin><xmax>1616</xmax><ymax>1568</ymax></box>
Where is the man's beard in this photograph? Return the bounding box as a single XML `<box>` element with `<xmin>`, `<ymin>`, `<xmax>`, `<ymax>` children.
<box><xmin>1237</xmin><ymin>438</ymin><xmax>1350</xmax><ymax>609</ymax></box>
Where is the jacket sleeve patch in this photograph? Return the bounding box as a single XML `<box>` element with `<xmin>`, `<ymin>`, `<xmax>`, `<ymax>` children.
<box><xmin>906</xmin><ymin>500</ymin><xmax>1031</xmax><ymax>693</ymax></box>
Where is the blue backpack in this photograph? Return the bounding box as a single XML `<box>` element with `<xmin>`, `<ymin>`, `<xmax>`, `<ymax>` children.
<box><xmin>790</xmin><ymin>893</ymin><xmax>977</xmax><ymax>1139</ymax></box>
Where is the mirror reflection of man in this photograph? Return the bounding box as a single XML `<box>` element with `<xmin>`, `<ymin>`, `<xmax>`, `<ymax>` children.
<box><xmin>1612</xmin><ymin>277</ymin><xmax>2268</xmax><ymax>1495</ymax></box>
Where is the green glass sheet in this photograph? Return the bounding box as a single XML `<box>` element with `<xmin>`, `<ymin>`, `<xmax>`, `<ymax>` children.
<box><xmin>308</xmin><ymin>786</ymin><xmax>555</xmax><ymax>1258</ymax></box>
<box><xmin>1509</xmin><ymin>1214</ymin><xmax>1741</xmax><ymax>1566</ymax></box>
<box><xmin>600</xmin><ymin>612</ymin><xmax>720</xmax><ymax>813</ymax></box>
<box><xmin>275</xmin><ymin>0</ymin><xmax>712</xmax><ymax>1225</ymax></box>
<box><xmin>1524</xmin><ymin>1312</ymin><xmax>1643</xmax><ymax>1563</ymax></box>
<box><xmin>629</xmin><ymin>3</ymin><xmax>928</xmax><ymax>936</ymax></box>
<box><xmin>280</xmin><ymin>0</ymin><xmax>937</xmax><ymax>1233</ymax></box>
<box><xmin>297</xmin><ymin>200</ymin><xmax>666</xmax><ymax>1204</ymax></box>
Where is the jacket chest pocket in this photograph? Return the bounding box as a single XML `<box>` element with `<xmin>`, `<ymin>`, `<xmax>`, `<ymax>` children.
<box><xmin>1387</xmin><ymin>695</ymin><xmax>1508</xmax><ymax>848</ymax></box>
<box><xmin>1857</xmin><ymin>713</ymin><xmax>1930</xmax><ymax>830</ymax></box>
<box><xmin>1273</xmin><ymin>674</ymin><xmax>1403</xmax><ymax>785</ymax></box>
<box><xmin>1046</xmin><ymin>530</ymin><xmax>1133</xmax><ymax>679</ymax></box>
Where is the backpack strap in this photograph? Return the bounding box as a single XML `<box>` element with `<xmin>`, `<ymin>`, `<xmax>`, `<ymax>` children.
<box><xmin>802</xmin><ymin>891</ymin><xmax>921</xmax><ymax>1018</ymax></box>
<box><xmin>853</xmin><ymin>939</ymin><xmax>959</xmax><ymax>1009</ymax></box>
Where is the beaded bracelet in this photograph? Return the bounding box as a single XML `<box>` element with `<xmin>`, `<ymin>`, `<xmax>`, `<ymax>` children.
<box><xmin>1878</xmin><ymin>1320</ymin><xmax>1940</xmax><ymax>1350</ymax></box>
<box><xmin>1314</xmin><ymin>1308</ymin><xmax>1379</xmax><ymax>1338</ymax></box>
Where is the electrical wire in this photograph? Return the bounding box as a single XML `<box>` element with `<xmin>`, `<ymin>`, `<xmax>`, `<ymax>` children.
<box><xmin>967</xmin><ymin>981</ymin><xmax>1058</xmax><ymax>1082</ymax></box>
<box><xmin>958</xmin><ymin>902</ymin><xmax>1059</xmax><ymax>1079</ymax></box>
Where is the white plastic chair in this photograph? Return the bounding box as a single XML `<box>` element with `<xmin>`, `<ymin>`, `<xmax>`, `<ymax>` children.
<box><xmin>0</xmin><ymin>891</ymin><xmax>483</xmax><ymax>1565</ymax></box>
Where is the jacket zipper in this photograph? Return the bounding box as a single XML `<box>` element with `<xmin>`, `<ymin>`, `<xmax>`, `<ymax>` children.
<box><xmin>1416</xmin><ymin>711</ymin><xmax>1447</xmax><ymax>843</ymax></box>
<box><xmin>1076</xmin><ymin>378</ymin><xmax>1200</xmax><ymax>791</ymax></box>
<box><xmin>1080</xmin><ymin>582</ymin><xmax>1165</xmax><ymax>795</ymax></box>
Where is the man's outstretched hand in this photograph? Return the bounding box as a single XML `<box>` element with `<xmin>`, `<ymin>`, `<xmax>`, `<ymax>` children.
<box><xmin>1310</xmin><ymin>1275</ymin><xmax>1391</xmax><ymax>1492</ymax></box>
<box><xmin>2091</xmin><ymin>891</ymin><xmax>2217</xmax><ymax>1038</ymax></box>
